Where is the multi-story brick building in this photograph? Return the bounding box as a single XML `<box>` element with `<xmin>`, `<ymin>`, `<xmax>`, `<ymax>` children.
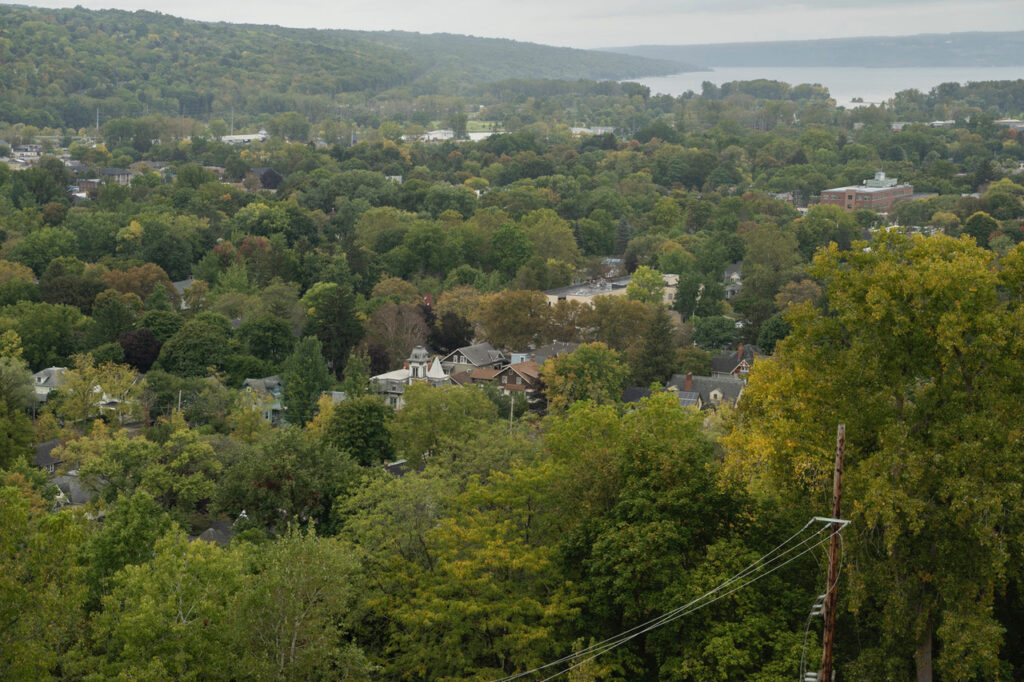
<box><xmin>819</xmin><ymin>172</ymin><xmax>913</xmax><ymax>213</ymax></box>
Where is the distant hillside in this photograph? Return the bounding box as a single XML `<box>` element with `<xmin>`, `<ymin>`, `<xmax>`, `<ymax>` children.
<box><xmin>0</xmin><ymin>5</ymin><xmax>682</xmax><ymax>128</ymax></box>
<box><xmin>605</xmin><ymin>31</ymin><xmax>1024</xmax><ymax>68</ymax></box>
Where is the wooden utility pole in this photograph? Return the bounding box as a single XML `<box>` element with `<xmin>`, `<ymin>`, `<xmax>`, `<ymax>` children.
<box><xmin>820</xmin><ymin>424</ymin><xmax>846</xmax><ymax>682</ymax></box>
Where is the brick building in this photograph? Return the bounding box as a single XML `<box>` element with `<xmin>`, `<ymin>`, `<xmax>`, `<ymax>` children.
<box><xmin>819</xmin><ymin>172</ymin><xmax>913</xmax><ymax>213</ymax></box>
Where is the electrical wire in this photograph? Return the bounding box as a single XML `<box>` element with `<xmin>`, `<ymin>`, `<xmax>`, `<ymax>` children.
<box><xmin>493</xmin><ymin>519</ymin><xmax>827</xmax><ymax>682</ymax></box>
<box><xmin>536</xmin><ymin>529</ymin><xmax>843</xmax><ymax>682</ymax></box>
<box><xmin>493</xmin><ymin>518</ymin><xmax>843</xmax><ymax>682</ymax></box>
<box><xmin>799</xmin><ymin>533</ymin><xmax>844</xmax><ymax>681</ymax></box>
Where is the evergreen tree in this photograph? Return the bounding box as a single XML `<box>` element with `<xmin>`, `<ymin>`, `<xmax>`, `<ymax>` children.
<box><xmin>630</xmin><ymin>305</ymin><xmax>677</xmax><ymax>386</ymax></box>
<box><xmin>282</xmin><ymin>337</ymin><xmax>332</xmax><ymax>426</ymax></box>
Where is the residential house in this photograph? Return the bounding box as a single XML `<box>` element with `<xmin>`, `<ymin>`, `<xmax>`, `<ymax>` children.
<box><xmin>723</xmin><ymin>263</ymin><xmax>743</xmax><ymax>300</ymax></box>
<box><xmin>34</xmin><ymin>439</ymin><xmax>64</xmax><ymax>474</ymax></box>
<box><xmin>371</xmin><ymin>345</ymin><xmax>450</xmax><ymax>409</ymax></box>
<box><xmin>32</xmin><ymin>367</ymin><xmax>67</xmax><ymax>404</ymax></box>
<box><xmin>710</xmin><ymin>345</ymin><xmax>763</xmax><ymax>379</ymax></box>
<box><xmin>493</xmin><ymin>361</ymin><xmax>543</xmax><ymax>404</ymax></box>
<box><xmin>101</xmin><ymin>167</ymin><xmax>133</xmax><ymax>185</ymax></box>
<box><xmin>51</xmin><ymin>470</ymin><xmax>97</xmax><ymax>508</ymax></box>
<box><xmin>242</xmin><ymin>375</ymin><xmax>285</xmax><ymax>423</ymax></box>
<box><xmin>623</xmin><ymin>386</ymin><xmax>701</xmax><ymax>409</ymax></box>
<box><xmin>441</xmin><ymin>342</ymin><xmax>506</xmax><ymax>374</ymax></box>
<box><xmin>509</xmin><ymin>341</ymin><xmax>579</xmax><ymax>366</ymax></box>
<box><xmin>666</xmin><ymin>372</ymin><xmax>745</xmax><ymax>410</ymax></box>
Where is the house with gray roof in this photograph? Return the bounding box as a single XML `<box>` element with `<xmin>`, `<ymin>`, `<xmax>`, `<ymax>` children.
<box><xmin>34</xmin><ymin>439</ymin><xmax>64</xmax><ymax>474</ymax></box>
<box><xmin>667</xmin><ymin>372</ymin><xmax>745</xmax><ymax>409</ymax></box>
<box><xmin>242</xmin><ymin>375</ymin><xmax>285</xmax><ymax>423</ymax></box>
<box><xmin>441</xmin><ymin>342</ymin><xmax>506</xmax><ymax>374</ymax></box>
<box><xmin>32</xmin><ymin>367</ymin><xmax>67</xmax><ymax>404</ymax></box>
<box><xmin>710</xmin><ymin>344</ymin><xmax>763</xmax><ymax>380</ymax></box>
<box><xmin>372</xmin><ymin>345</ymin><xmax>450</xmax><ymax>409</ymax></box>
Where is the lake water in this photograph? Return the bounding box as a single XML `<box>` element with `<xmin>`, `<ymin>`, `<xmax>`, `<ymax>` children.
<box><xmin>633</xmin><ymin>66</ymin><xmax>1024</xmax><ymax>108</ymax></box>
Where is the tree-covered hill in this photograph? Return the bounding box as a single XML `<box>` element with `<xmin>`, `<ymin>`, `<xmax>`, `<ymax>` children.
<box><xmin>606</xmin><ymin>30</ymin><xmax>1024</xmax><ymax>68</ymax></box>
<box><xmin>0</xmin><ymin>5</ymin><xmax>683</xmax><ymax>129</ymax></box>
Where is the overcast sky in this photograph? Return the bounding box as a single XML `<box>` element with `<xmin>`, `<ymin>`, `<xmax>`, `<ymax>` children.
<box><xmin>12</xmin><ymin>0</ymin><xmax>1024</xmax><ymax>48</ymax></box>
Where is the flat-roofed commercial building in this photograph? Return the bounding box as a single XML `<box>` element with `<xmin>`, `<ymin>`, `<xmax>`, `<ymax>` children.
<box><xmin>819</xmin><ymin>172</ymin><xmax>913</xmax><ymax>213</ymax></box>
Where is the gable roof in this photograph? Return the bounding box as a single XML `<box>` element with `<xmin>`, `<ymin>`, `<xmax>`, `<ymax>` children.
<box><xmin>710</xmin><ymin>344</ymin><xmax>762</xmax><ymax>374</ymax></box>
<box><xmin>443</xmin><ymin>342</ymin><xmax>505</xmax><ymax>367</ymax></box>
<box><xmin>504</xmin><ymin>360</ymin><xmax>541</xmax><ymax>381</ymax></box>
<box><xmin>33</xmin><ymin>367</ymin><xmax>67</xmax><ymax>389</ymax></box>
<box><xmin>470</xmin><ymin>367</ymin><xmax>500</xmax><ymax>381</ymax></box>
<box><xmin>532</xmin><ymin>341</ymin><xmax>579</xmax><ymax>365</ymax></box>
<box><xmin>34</xmin><ymin>439</ymin><xmax>63</xmax><ymax>469</ymax></box>
<box><xmin>243</xmin><ymin>376</ymin><xmax>283</xmax><ymax>394</ymax></box>
<box><xmin>667</xmin><ymin>373</ymin><xmax>745</xmax><ymax>407</ymax></box>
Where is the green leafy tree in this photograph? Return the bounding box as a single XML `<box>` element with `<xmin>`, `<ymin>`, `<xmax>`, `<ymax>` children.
<box><xmin>542</xmin><ymin>342</ymin><xmax>628</xmax><ymax>412</ymax></box>
<box><xmin>282</xmin><ymin>336</ymin><xmax>333</xmax><ymax>426</ymax></box>
<box><xmin>625</xmin><ymin>265</ymin><xmax>665</xmax><ymax>305</ymax></box>
<box><xmin>234</xmin><ymin>527</ymin><xmax>370</xmax><ymax>679</ymax></box>
<box><xmin>239</xmin><ymin>314</ymin><xmax>296</xmax><ymax>363</ymax></box>
<box><xmin>725</xmin><ymin>234</ymin><xmax>1024</xmax><ymax>680</ymax></box>
<box><xmin>156</xmin><ymin>313</ymin><xmax>233</xmax><ymax>377</ymax></box>
<box><xmin>74</xmin><ymin>420</ymin><xmax>222</xmax><ymax>523</ymax></box>
<box><xmin>390</xmin><ymin>382</ymin><xmax>497</xmax><ymax>464</ymax></box>
<box><xmin>693</xmin><ymin>315</ymin><xmax>737</xmax><ymax>349</ymax></box>
<box><xmin>301</xmin><ymin>282</ymin><xmax>363</xmax><ymax>378</ymax></box>
<box><xmin>0</xmin><ymin>477</ymin><xmax>86</xmax><ymax>680</ymax></box>
<box><xmin>479</xmin><ymin>289</ymin><xmax>552</xmax><ymax>350</ymax></box>
<box><xmin>584</xmin><ymin>295</ymin><xmax>652</xmax><ymax>351</ymax></box>
<box><xmin>962</xmin><ymin>210</ymin><xmax>999</xmax><ymax>248</ymax></box>
<box><xmin>71</xmin><ymin>529</ymin><xmax>244</xmax><ymax>680</ymax></box>
<box><xmin>216</xmin><ymin>427</ymin><xmax>359</xmax><ymax>532</ymax></box>
<box><xmin>79</xmin><ymin>490</ymin><xmax>173</xmax><ymax>611</ymax></box>
<box><xmin>323</xmin><ymin>394</ymin><xmax>394</xmax><ymax>466</ymax></box>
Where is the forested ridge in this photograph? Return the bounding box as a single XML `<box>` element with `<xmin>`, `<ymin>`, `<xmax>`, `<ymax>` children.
<box><xmin>2</xmin><ymin>11</ymin><xmax>1024</xmax><ymax>679</ymax></box>
<box><xmin>0</xmin><ymin>4</ymin><xmax>681</xmax><ymax>129</ymax></box>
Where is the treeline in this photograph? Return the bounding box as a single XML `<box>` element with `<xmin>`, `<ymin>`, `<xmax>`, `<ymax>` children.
<box><xmin>0</xmin><ymin>5</ymin><xmax>678</xmax><ymax>129</ymax></box>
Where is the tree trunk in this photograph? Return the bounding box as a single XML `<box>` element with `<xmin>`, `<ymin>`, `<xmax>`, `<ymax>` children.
<box><xmin>915</xmin><ymin>620</ymin><xmax>933</xmax><ymax>682</ymax></box>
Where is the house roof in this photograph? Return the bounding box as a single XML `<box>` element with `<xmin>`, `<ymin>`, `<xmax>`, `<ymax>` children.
<box><xmin>448</xmin><ymin>370</ymin><xmax>473</xmax><ymax>386</ymax></box>
<box><xmin>34</xmin><ymin>439</ymin><xmax>63</xmax><ymax>469</ymax></box>
<box><xmin>667</xmin><ymin>373</ymin><xmax>745</xmax><ymax>406</ymax></box>
<box><xmin>373</xmin><ymin>368</ymin><xmax>411</xmax><ymax>382</ymax></box>
<box><xmin>383</xmin><ymin>459</ymin><xmax>409</xmax><ymax>478</ymax></box>
<box><xmin>33</xmin><ymin>367</ymin><xmax>67</xmax><ymax>389</ymax></box>
<box><xmin>622</xmin><ymin>386</ymin><xmax>701</xmax><ymax>408</ymax></box>
<box><xmin>194</xmin><ymin>520</ymin><xmax>236</xmax><ymax>546</ymax></box>
<box><xmin>243</xmin><ymin>376</ymin><xmax>283</xmax><ymax>394</ymax></box>
<box><xmin>51</xmin><ymin>470</ymin><xmax>96</xmax><ymax>506</ymax></box>
<box><xmin>426</xmin><ymin>357</ymin><xmax>447</xmax><ymax>380</ymax></box>
<box><xmin>505</xmin><ymin>360</ymin><xmax>541</xmax><ymax>381</ymax></box>
<box><xmin>710</xmin><ymin>345</ymin><xmax>762</xmax><ymax>374</ymax></box>
<box><xmin>532</xmin><ymin>341</ymin><xmax>579</xmax><ymax>365</ymax></box>
<box><xmin>444</xmin><ymin>342</ymin><xmax>505</xmax><ymax>367</ymax></box>
<box><xmin>407</xmin><ymin>345</ymin><xmax>431</xmax><ymax>363</ymax></box>
<box><xmin>470</xmin><ymin>367</ymin><xmax>500</xmax><ymax>381</ymax></box>
<box><xmin>622</xmin><ymin>386</ymin><xmax>652</xmax><ymax>403</ymax></box>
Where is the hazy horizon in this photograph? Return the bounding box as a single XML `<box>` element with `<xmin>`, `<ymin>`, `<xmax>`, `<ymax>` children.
<box><xmin>7</xmin><ymin>0</ymin><xmax>1024</xmax><ymax>50</ymax></box>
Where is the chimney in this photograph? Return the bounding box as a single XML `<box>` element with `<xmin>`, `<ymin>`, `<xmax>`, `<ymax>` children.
<box><xmin>685</xmin><ymin>372</ymin><xmax>692</xmax><ymax>392</ymax></box>
<box><xmin>737</xmin><ymin>344</ymin><xmax>743</xmax><ymax>361</ymax></box>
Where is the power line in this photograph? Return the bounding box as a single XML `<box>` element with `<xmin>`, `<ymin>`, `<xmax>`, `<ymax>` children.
<box><xmin>494</xmin><ymin>517</ymin><xmax>847</xmax><ymax>682</ymax></box>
